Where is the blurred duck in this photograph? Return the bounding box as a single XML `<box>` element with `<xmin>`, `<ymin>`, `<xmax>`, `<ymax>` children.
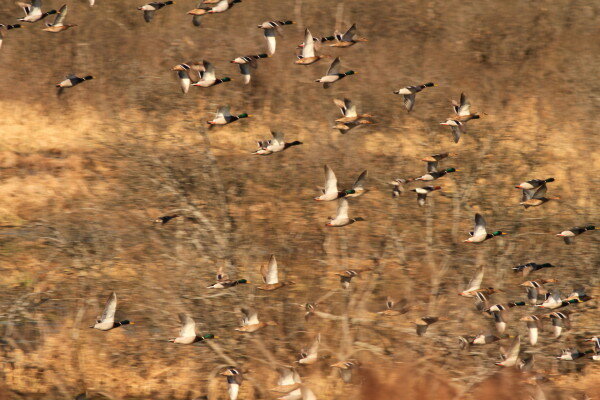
<box><xmin>413</xmin><ymin>160</ymin><xmax>459</xmax><ymax>181</ymax></box>
<box><xmin>192</xmin><ymin>60</ymin><xmax>231</xmax><ymax>87</ymax></box>
<box><xmin>411</xmin><ymin>185</ymin><xmax>441</xmax><ymax>206</ymax></box>
<box><xmin>295</xmin><ymin>28</ymin><xmax>328</xmax><ymax>65</ymax></box>
<box><xmin>172</xmin><ymin>61</ymin><xmax>204</xmax><ymax>93</ymax></box>
<box><xmin>377</xmin><ymin>297</ymin><xmax>408</xmax><ymax>316</ymax></box>
<box><xmin>393</xmin><ymin>82</ymin><xmax>435</xmax><ymax>112</ymax></box>
<box><xmin>520</xmin><ymin>315</ymin><xmax>542</xmax><ymax>345</ymax></box>
<box><xmin>518</xmin><ymin>179</ymin><xmax>559</xmax><ymax>208</ymax></box>
<box><xmin>420</xmin><ymin>152</ymin><xmax>457</xmax><ymax>163</ymax></box>
<box><xmin>451</xmin><ymin>93</ymin><xmax>480</xmax><ymax>122</ymax></box>
<box><xmin>230</xmin><ymin>53</ymin><xmax>269</xmax><ymax>84</ymax></box>
<box><xmin>314</xmin><ymin>166</ymin><xmax>367</xmax><ymax>201</ymax></box>
<box><xmin>18</xmin><ymin>0</ymin><xmax>57</xmax><ymax>23</ymax></box>
<box><xmin>556</xmin><ymin>348</ymin><xmax>588</xmax><ymax>361</ymax></box>
<box><xmin>414</xmin><ymin>316</ymin><xmax>442</xmax><ymax>336</ymax></box>
<box><xmin>138</xmin><ymin>1</ymin><xmax>174</xmax><ymax>23</ymax></box>
<box><xmin>495</xmin><ymin>335</ymin><xmax>520</xmax><ymax>367</ymax></box>
<box><xmin>316</xmin><ymin>57</ymin><xmax>356</xmax><ymax>89</ymax></box>
<box><xmin>207</xmin><ymin>267</ymin><xmax>249</xmax><ymax>288</ymax></box>
<box><xmin>464</xmin><ymin>213</ymin><xmax>507</xmax><ymax>243</ymax></box>
<box><xmin>515</xmin><ymin>177</ymin><xmax>555</xmax><ymax>190</ymax></box>
<box><xmin>459</xmin><ymin>333</ymin><xmax>500</xmax><ymax>350</ymax></box>
<box><xmin>168</xmin><ymin>313</ymin><xmax>216</xmax><ymax>344</ymax></box>
<box><xmin>328</xmin><ymin>23</ymin><xmax>367</xmax><ymax>47</ymax></box>
<box><xmin>389</xmin><ymin>178</ymin><xmax>408</xmax><ymax>197</ymax></box>
<box><xmin>458</xmin><ymin>266</ymin><xmax>484</xmax><ymax>297</ymax></box>
<box><xmin>207</xmin><ymin>106</ymin><xmax>251</xmax><ymax>126</ymax></box>
<box><xmin>334</xmin><ymin>267</ymin><xmax>372</xmax><ymax>289</ymax></box>
<box><xmin>56</xmin><ymin>74</ymin><xmax>94</xmax><ymax>95</ymax></box>
<box><xmin>325</xmin><ymin>198</ymin><xmax>364</xmax><ymax>227</ymax></box>
<box><xmin>298</xmin><ymin>333</ymin><xmax>320</xmax><ymax>365</ymax></box>
<box><xmin>542</xmin><ymin>311</ymin><xmax>570</xmax><ymax>338</ymax></box>
<box><xmin>512</xmin><ymin>262</ymin><xmax>556</xmax><ymax>277</ymax></box>
<box><xmin>521</xmin><ymin>279</ymin><xmax>558</xmax><ymax>305</ymax></box>
<box><xmin>535</xmin><ymin>288</ymin><xmax>586</xmax><ymax>309</ymax></box>
<box><xmin>43</xmin><ymin>4</ymin><xmax>77</xmax><ymax>32</ymax></box>
<box><xmin>187</xmin><ymin>0</ymin><xmax>241</xmax><ymax>18</ymax></box>
<box><xmin>556</xmin><ymin>225</ymin><xmax>597</xmax><ymax>244</ymax></box>
<box><xmin>486</xmin><ymin>302</ymin><xmax>526</xmax><ymax>334</ymax></box>
<box><xmin>257</xmin><ymin>20</ymin><xmax>294</xmax><ymax>55</ymax></box>
<box><xmin>271</xmin><ymin>366</ymin><xmax>302</xmax><ymax>398</ymax></box>
<box><xmin>258</xmin><ymin>254</ymin><xmax>293</xmax><ymax>291</ymax></box>
<box><xmin>252</xmin><ymin>131</ymin><xmax>302</xmax><ymax>155</ymax></box>
<box><xmin>220</xmin><ymin>367</ymin><xmax>243</xmax><ymax>400</ymax></box>
<box><xmin>584</xmin><ymin>337</ymin><xmax>600</xmax><ymax>360</ymax></box>
<box><xmin>331</xmin><ymin>360</ymin><xmax>360</xmax><ymax>383</ymax></box>
<box><xmin>440</xmin><ymin>119</ymin><xmax>467</xmax><ymax>143</ymax></box>
<box><xmin>297</xmin><ymin>32</ymin><xmax>338</xmax><ymax>48</ymax></box>
<box><xmin>235</xmin><ymin>307</ymin><xmax>277</xmax><ymax>332</ymax></box>
<box><xmin>333</xmin><ymin>98</ymin><xmax>374</xmax><ymax>123</ymax></box>
<box><xmin>91</xmin><ymin>292</ymin><xmax>134</xmax><ymax>331</ymax></box>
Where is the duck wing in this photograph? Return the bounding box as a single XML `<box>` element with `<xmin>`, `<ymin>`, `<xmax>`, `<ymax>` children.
<box><xmin>302</xmin><ymin>28</ymin><xmax>315</xmax><ymax>58</ymax></box>
<box><xmin>465</xmin><ymin>266</ymin><xmax>484</xmax><ymax>292</ymax></box>
<box><xmin>473</xmin><ymin>213</ymin><xmax>487</xmax><ymax>237</ymax></box>
<box><xmin>240</xmin><ymin>307</ymin><xmax>259</xmax><ymax>326</ymax></box>
<box><xmin>457</xmin><ymin>93</ymin><xmax>471</xmax><ymax>116</ymax></box>
<box><xmin>201</xmin><ymin>60</ymin><xmax>216</xmax><ymax>81</ymax></box>
<box><xmin>336</xmin><ymin>198</ymin><xmax>349</xmax><ymax>220</ymax></box>
<box><xmin>426</xmin><ymin>161</ymin><xmax>438</xmax><ymax>173</ymax></box>
<box><xmin>341</xmin><ymin>23</ymin><xmax>356</xmax><ymax>41</ymax></box>
<box><xmin>352</xmin><ymin>170</ymin><xmax>367</xmax><ymax>190</ymax></box>
<box><xmin>178</xmin><ymin>313</ymin><xmax>196</xmax><ymax>338</ymax></box>
<box><xmin>323</xmin><ymin>165</ymin><xmax>338</xmax><ymax>196</ymax></box>
<box><xmin>327</xmin><ymin>57</ymin><xmax>341</xmax><ymax>76</ymax></box>
<box><xmin>270</xmin><ymin>131</ymin><xmax>285</xmax><ymax>147</ymax></box>
<box><xmin>344</xmin><ymin>98</ymin><xmax>357</xmax><ymax>118</ymax></box>
<box><xmin>261</xmin><ymin>254</ymin><xmax>279</xmax><ymax>284</ymax></box>
<box><xmin>403</xmin><ymin>94</ymin><xmax>415</xmax><ymax>112</ymax></box>
<box><xmin>216</xmin><ymin>106</ymin><xmax>231</xmax><ymax>119</ymax></box>
<box><xmin>100</xmin><ymin>292</ymin><xmax>117</xmax><ymax>324</ymax></box>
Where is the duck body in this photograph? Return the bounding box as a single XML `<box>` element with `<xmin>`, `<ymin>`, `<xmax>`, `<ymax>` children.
<box><xmin>56</xmin><ymin>74</ymin><xmax>94</xmax><ymax>89</ymax></box>
<box><xmin>556</xmin><ymin>225</ymin><xmax>597</xmax><ymax>244</ymax></box>
<box><xmin>91</xmin><ymin>292</ymin><xmax>134</xmax><ymax>331</ymax></box>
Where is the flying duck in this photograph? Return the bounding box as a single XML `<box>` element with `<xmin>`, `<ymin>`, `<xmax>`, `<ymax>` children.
<box><xmin>314</xmin><ymin>166</ymin><xmax>367</xmax><ymax>201</ymax></box>
<box><xmin>556</xmin><ymin>225</ymin><xmax>597</xmax><ymax>244</ymax></box>
<box><xmin>325</xmin><ymin>198</ymin><xmax>363</xmax><ymax>227</ymax></box>
<box><xmin>414</xmin><ymin>316</ymin><xmax>442</xmax><ymax>336</ymax></box>
<box><xmin>207</xmin><ymin>106</ymin><xmax>251</xmax><ymax>126</ymax></box>
<box><xmin>235</xmin><ymin>307</ymin><xmax>277</xmax><ymax>332</ymax></box>
<box><xmin>207</xmin><ymin>267</ymin><xmax>249</xmax><ymax>288</ymax></box>
<box><xmin>411</xmin><ymin>185</ymin><xmax>441</xmax><ymax>206</ymax></box>
<box><xmin>192</xmin><ymin>60</ymin><xmax>231</xmax><ymax>87</ymax></box>
<box><xmin>298</xmin><ymin>333</ymin><xmax>320</xmax><ymax>365</ymax></box>
<box><xmin>43</xmin><ymin>4</ymin><xmax>77</xmax><ymax>32</ymax></box>
<box><xmin>168</xmin><ymin>313</ymin><xmax>216</xmax><ymax>344</ymax></box>
<box><xmin>333</xmin><ymin>98</ymin><xmax>374</xmax><ymax>124</ymax></box>
<box><xmin>230</xmin><ymin>53</ymin><xmax>269</xmax><ymax>84</ymax></box>
<box><xmin>17</xmin><ymin>0</ymin><xmax>57</xmax><ymax>23</ymax></box>
<box><xmin>518</xmin><ymin>179</ymin><xmax>559</xmax><ymax>208</ymax></box>
<box><xmin>257</xmin><ymin>254</ymin><xmax>293</xmax><ymax>291</ymax></box>
<box><xmin>91</xmin><ymin>292</ymin><xmax>134</xmax><ymax>331</ymax></box>
<box><xmin>138</xmin><ymin>1</ymin><xmax>174</xmax><ymax>23</ymax></box>
<box><xmin>257</xmin><ymin>20</ymin><xmax>294</xmax><ymax>55</ymax></box>
<box><xmin>512</xmin><ymin>262</ymin><xmax>557</xmax><ymax>277</ymax></box>
<box><xmin>295</xmin><ymin>28</ymin><xmax>328</xmax><ymax>65</ymax></box>
<box><xmin>440</xmin><ymin>119</ymin><xmax>467</xmax><ymax>143</ymax></box>
<box><xmin>464</xmin><ymin>213</ymin><xmax>507</xmax><ymax>243</ymax></box>
<box><xmin>330</xmin><ymin>360</ymin><xmax>361</xmax><ymax>383</ymax></box>
<box><xmin>252</xmin><ymin>131</ymin><xmax>302</xmax><ymax>155</ymax></box>
<box><xmin>328</xmin><ymin>23</ymin><xmax>367</xmax><ymax>47</ymax></box>
<box><xmin>334</xmin><ymin>267</ymin><xmax>372</xmax><ymax>289</ymax></box>
<box><xmin>393</xmin><ymin>82</ymin><xmax>435</xmax><ymax>112</ymax></box>
<box><xmin>495</xmin><ymin>335</ymin><xmax>521</xmax><ymax>367</ymax></box>
<box><xmin>220</xmin><ymin>366</ymin><xmax>243</xmax><ymax>400</ymax></box>
<box><xmin>56</xmin><ymin>74</ymin><xmax>94</xmax><ymax>95</ymax></box>
<box><xmin>520</xmin><ymin>315</ymin><xmax>542</xmax><ymax>345</ymax></box>
<box><xmin>316</xmin><ymin>57</ymin><xmax>356</xmax><ymax>89</ymax></box>
<box><xmin>451</xmin><ymin>93</ymin><xmax>480</xmax><ymax>122</ymax></box>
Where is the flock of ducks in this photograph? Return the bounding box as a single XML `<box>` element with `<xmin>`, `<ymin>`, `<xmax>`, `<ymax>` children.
<box><xmin>2</xmin><ymin>0</ymin><xmax>599</xmax><ymax>399</ymax></box>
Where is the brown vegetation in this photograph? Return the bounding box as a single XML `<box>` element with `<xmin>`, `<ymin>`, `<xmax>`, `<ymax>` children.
<box><xmin>0</xmin><ymin>0</ymin><xmax>599</xmax><ymax>399</ymax></box>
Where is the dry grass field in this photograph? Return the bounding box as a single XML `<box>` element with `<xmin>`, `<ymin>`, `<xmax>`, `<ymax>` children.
<box><xmin>0</xmin><ymin>0</ymin><xmax>599</xmax><ymax>399</ymax></box>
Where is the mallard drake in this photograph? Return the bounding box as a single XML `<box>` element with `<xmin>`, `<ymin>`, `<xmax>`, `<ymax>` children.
<box><xmin>584</xmin><ymin>337</ymin><xmax>600</xmax><ymax>360</ymax></box>
<box><xmin>328</xmin><ymin>23</ymin><xmax>367</xmax><ymax>47</ymax></box>
<box><xmin>43</xmin><ymin>4</ymin><xmax>76</xmax><ymax>32</ymax></box>
<box><xmin>331</xmin><ymin>360</ymin><xmax>360</xmax><ymax>383</ymax></box>
<box><xmin>138</xmin><ymin>1</ymin><xmax>174</xmax><ymax>23</ymax></box>
<box><xmin>535</xmin><ymin>288</ymin><xmax>583</xmax><ymax>309</ymax></box>
<box><xmin>333</xmin><ymin>98</ymin><xmax>374</xmax><ymax>123</ymax></box>
<box><xmin>414</xmin><ymin>316</ymin><xmax>442</xmax><ymax>336</ymax></box>
<box><xmin>56</xmin><ymin>74</ymin><xmax>94</xmax><ymax>95</ymax></box>
<box><xmin>440</xmin><ymin>119</ymin><xmax>466</xmax><ymax>143</ymax></box>
<box><xmin>485</xmin><ymin>302</ymin><xmax>526</xmax><ymax>334</ymax></box>
<box><xmin>258</xmin><ymin>254</ymin><xmax>293</xmax><ymax>291</ymax></box>
<box><xmin>235</xmin><ymin>307</ymin><xmax>277</xmax><ymax>332</ymax></box>
<box><xmin>207</xmin><ymin>267</ymin><xmax>249</xmax><ymax>288</ymax></box>
<box><xmin>168</xmin><ymin>313</ymin><xmax>216</xmax><ymax>344</ymax></box>
<box><xmin>520</xmin><ymin>315</ymin><xmax>542</xmax><ymax>345</ymax></box>
<box><xmin>230</xmin><ymin>53</ymin><xmax>269</xmax><ymax>84</ymax></box>
<box><xmin>464</xmin><ymin>213</ymin><xmax>507</xmax><ymax>243</ymax></box>
<box><xmin>414</xmin><ymin>156</ymin><xmax>459</xmax><ymax>181</ymax></box>
<box><xmin>334</xmin><ymin>267</ymin><xmax>372</xmax><ymax>289</ymax></box>
<box><xmin>257</xmin><ymin>20</ymin><xmax>294</xmax><ymax>55</ymax></box>
<box><xmin>298</xmin><ymin>333</ymin><xmax>320</xmax><ymax>365</ymax></box>
<box><xmin>512</xmin><ymin>262</ymin><xmax>556</xmax><ymax>277</ymax></box>
<box><xmin>315</xmin><ymin>57</ymin><xmax>356</xmax><ymax>89</ymax></box>
<box><xmin>556</xmin><ymin>348</ymin><xmax>588</xmax><ymax>361</ymax></box>
<box><xmin>172</xmin><ymin>61</ymin><xmax>204</xmax><ymax>93</ymax></box>
<box><xmin>542</xmin><ymin>311</ymin><xmax>570</xmax><ymax>338</ymax></box>
<box><xmin>207</xmin><ymin>106</ymin><xmax>251</xmax><ymax>126</ymax></box>
<box><xmin>515</xmin><ymin>177</ymin><xmax>555</xmax><ymax>190</ymax></box>
<box><xmin>495</xmin><ymin>335</ymin><xmax>520</xmax><ymax>367</ymax></box>
<box><xmin>295</xmin><ymin>28</ymin><xmax>328</xmax><ymax>65</ymax></box>
<box><xmin>91</xmin><ymin>292</ymin><xmax>134</xmax><ymax>330</ymax></box>
<box><xmin>192</xmin><ymin>60</ymin><xmax>231</xmax><ymax>87</ymax></box>
<box><xmin>452</xmin><ymin>93</ymin><xmax>480</xmax><ymax>122</ymax></box>
<box><xmin>556</xmin><ymin>225</ymin><xmax>597</xmax><ymax>244</ymax></box>
<box><xmin>252</xmin><ymin>131</ymin><xmax>302</xmax><ymax>155</ymax></box>
<box><xmin>393</xmin><ymin>82</ymin><xmax>435</xmax><ymax>112</ymax></box>
<box><xmin>220</xmin><ymin>367</ymin><xmax>243</xmax><ymax>400</ymax></box>
<box><xmin>17</xmin><ymin>0</ymin><xmax>57</xmax><ymax>23</ymax></box>
<box><xmin>420</xmin><ymin>152</ymin><xmax>457</xmax><ymax>163</ymax></box>
<box><xmin>314</xmin><ymin>166</ymin><xmax>366</xmax><ymax>201</ymax></box>
<box><xmin>519</xmin><ymin>180</ymin><xmax>559</xmax><ymax>208</ymax></box>
<box><xmin>411</xmin><ymin>185</ymin><xmax>441</xmax><ymax>206</ymax></box>
<box><xmin>325</xmin><ymin>198</ymin><xmax>363</xmax><ymax>227</ymax></box>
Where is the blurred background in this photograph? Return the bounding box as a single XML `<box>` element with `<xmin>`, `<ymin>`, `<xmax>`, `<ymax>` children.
<box><xmin>0</xmin><ymin>0</ymin><xmax>599</xmax><ymax>399</ymax></box>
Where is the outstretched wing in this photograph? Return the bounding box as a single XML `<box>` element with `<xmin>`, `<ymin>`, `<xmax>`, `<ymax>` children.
<box><xmin>323</xmin><ymin>165</ymin><xmax>338</xmax><ymax>196</ymax></box>
<box><xmin>302</xmin><ymin>28</ymin><xmax>315</xmax><ymax>58</ymax></box>
<box><xmin>327</xmin><ymin>57</ymin><xmax>341</xmax><ymax>76</ymax></box>
<box><xmin>504</xmin><ymin>335</ymin><xmax>521</xmax><ymax>365</ymax></box>
<box><xmin>457</xmin><ymin>93</ymin><xmax>471</xmax><ymax>116</ymax></box>
<box><xmin>143</xmin><ymin>10</ymin><xmax>155</xmax><ymax>23</ymax></box>
<box><xmin>532</xmin><ymin>183</ymin><xmax>547</xmax><ymax>199</ymax></box>
<box><xmin>473</xmin><ymin>213</ymin><xmax>487</xmax><ymax>237</ymax></box>
<box><xmin>333</xmin><ymin>98</ymin><xmax>347</xmax><ymax>116</ymax></box>
<box><xmin>426</xmin><ymin>161</ymin><xmax>438</xmax><ymax>173</ymax></box>
<box><xmin>178</xmin><ymin>313</ymin><xmax>196</xmax><ymax>338</ymax></box>
<box><xmin>465</xmin><ymin>266</ymin><xmax>484</xmax><ymax>292</ymax></box>
<box><xmin>341</xmin><ymin>23</ymin><xmax>357</xmax><ymax>41</ymax></box>
<box><xmin>344</xmin><ymin>98</ymin><xmax>357</xmax><ymax>118</ymax></box>
<box><xmin>216</xmin><ymin>106</ymin><xmax>231</xmax><ymax>118</ymax></box>
<box><xmin>261</xmin><ymin>254</ymin><xmax>279</xmax><ymax>284</ymax></box>
<box><xmin>202</xmin><ymin>60</ymin><xmax>216</xmax><ymax>81</ymax></box>
<box><xmin>270</xmin><ymin>131</ymin><xmax>285</xmax><ymax>147</ymax></box>
<box><xmin>100</xmin><ymin>292</ymin><xmax>117</xmax><ymax>323</ymax></box>
<box><xmin>403</xmin><ymin>94</ymin><xmax>415</xmax><ymax>112</ymax></box>
<box><xmin>336</xmin><ymin>198</ymin><xmax>349</xmax><ymax>220</ymax></box>
<box><xmin>240</xmin><ymin>307</ymin><xmax>259</xmax><ymax>326</ymax></box>
<box><xmin>353</xmin><ymin>170</ymin><xmax>367</xmax><ymax>190</ymax></box>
